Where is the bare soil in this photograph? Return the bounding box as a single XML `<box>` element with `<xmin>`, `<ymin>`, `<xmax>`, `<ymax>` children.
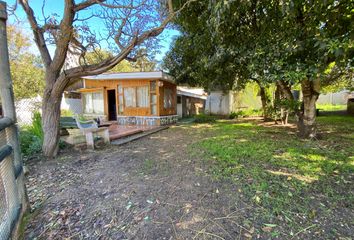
<box><xmin>25</xmin><ymin>126</ymin><xmax>250</xmax><ymax>240</ymax></box>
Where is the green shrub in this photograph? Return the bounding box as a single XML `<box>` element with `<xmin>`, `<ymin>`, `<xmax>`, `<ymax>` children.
<box><xmin>194</xmin><ymin>114</ymin><xmax>217</xmax><ymax>123</ymax></box>
<box><xmin>229</xmin><ymin>111</ymin><xmax>239</xmax><ymax>119</ymax></box>
<box><xmin>28</xmin><ymin>112</ymin><xmax>44</xmax><ymax>141</ymax></box>
<box><xmin>20</xmin><ymin>130</ymin><xmax>42</xmax><ymax>157</ymax></box>
<box><xmin>20</xmin><ymin>111</ymin><xmax>43</xmax><ymax>158</ymax></box>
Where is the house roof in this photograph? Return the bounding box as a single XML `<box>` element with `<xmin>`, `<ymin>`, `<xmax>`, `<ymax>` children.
<box><xmin>82</xmin><ymin>71</ymin><xmax>174</xmax><ymax>83</ymax></box>
<box><xmin>177</xmin><ymin>87</ymin><xmax>207</xmax><ymax>100</ymax></box>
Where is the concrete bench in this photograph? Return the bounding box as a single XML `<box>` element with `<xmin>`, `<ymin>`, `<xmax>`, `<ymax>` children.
<box><xmin>81</xmin><ymin>127</ymin><xmax>110</xmax><ymax>149</ymax></box>
<box><xmin>75</xmin><ymin>117</ymin><xmax>110</xmax><ymax>149</ymax></box>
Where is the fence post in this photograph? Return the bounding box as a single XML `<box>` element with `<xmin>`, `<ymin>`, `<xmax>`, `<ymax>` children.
<box><xmin>0</xmin><ymin>1</ymin><xmax>28</xmax><ymax>238</ymax></box>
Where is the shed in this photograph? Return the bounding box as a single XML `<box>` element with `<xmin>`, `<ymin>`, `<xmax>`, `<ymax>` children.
<box><xmin>177</xmin><ymin>87</ymin><xmax>207</xmax><ymax>118</ymax></box>
<box><xmin>78</xmin><ymin>71</ymin><xmax>178</xmax><ymax>126</ymax></box>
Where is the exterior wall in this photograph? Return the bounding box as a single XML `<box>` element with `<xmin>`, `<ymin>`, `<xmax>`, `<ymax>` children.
<box><xmin>177</xmin><ymin>103</ymin><xmax>183</xmax><ymax>118</ymax></box>
<box><xmin>206</xmin><ymin>84</ymin><xmax>262</xmax><ymax>116</ymax></box>
<box><xmin>317</xmin><ymin>90</ymin><xmax>352</xmax><ymax>105</ymax></box>
<box><xmin>83</xmin><ymin>78</ymin><xmax>177</xmax><ymax>120</ymax></box>
<box><xmin>205</xmin><ymin>91</ymin><xmax>231</xmax><ymax>115</ymax></box>
<box><xmin>179</xmin><ymin>95</ymin><xmax>205</xmax><ymax>117</ymax></box>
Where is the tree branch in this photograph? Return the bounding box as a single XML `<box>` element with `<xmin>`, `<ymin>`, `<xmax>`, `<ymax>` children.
<box><xmin>19</xmin><ymin>0</ymin><xmax>52</xmax><ymax>68</ymax></box>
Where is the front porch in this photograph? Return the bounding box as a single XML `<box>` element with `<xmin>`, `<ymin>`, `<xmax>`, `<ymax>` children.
<box><xmin>61</xmin><ymin>123</ymin><xmax>162</xmax><ymax>147</ymax></box>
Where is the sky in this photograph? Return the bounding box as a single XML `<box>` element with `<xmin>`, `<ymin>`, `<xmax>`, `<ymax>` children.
<box><xmin>7</xmin><ymin>0</ymin><xmax>180</xmax><ymax>63</ymax></box>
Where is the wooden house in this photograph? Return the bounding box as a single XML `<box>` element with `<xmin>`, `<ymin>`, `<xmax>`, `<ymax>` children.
<box><xmin>78</xmin><ymin>71</ymin><xmax>178</xmax><ymax>126</ymax></box>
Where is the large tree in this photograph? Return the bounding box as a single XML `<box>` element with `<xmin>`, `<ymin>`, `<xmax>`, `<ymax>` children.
<box><xmin>16</xmin><ymin>0</ymin><xmax>194</xmax><ymax>157</ymax></box>
<box><xmin>165</xmin><ymin>0</ymin><xmax>353</xmax><ymax>137</ymax></box>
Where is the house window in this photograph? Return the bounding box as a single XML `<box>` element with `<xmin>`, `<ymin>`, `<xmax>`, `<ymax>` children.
<box><xmin>137</xmin><ymin>86</ymin><xmax>149</xmax><ymax>107</ymax></box>
<box><xmin>83</xmin><ymin>92</ymin><xmax>104</xmax><ymax>114</ymax></box>
<box><xmin>164</xmin><ymin>88</ymin><xmax>173</xmax><ymax>109</ymax></box>
<box><xmin>124</xmin><ymin>87</ymin><xmax>136</xmax><ymax>107</ymax></box>
<box><xmin>117</xmin><ymin>84</ymin><xmax>124</xmax><ymax>114</ymax></box>
<box><xmin>124</xmin><ymin>86</ymin><xmax>149</xmax><ymax>108</ymax></box>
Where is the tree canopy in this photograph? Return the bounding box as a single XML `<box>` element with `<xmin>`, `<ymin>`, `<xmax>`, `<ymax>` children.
<box><xmin>8</xmin><ymin>24</ymin><xmax>45</xmax><ymax>100</ymax></box>
<box><xmin>164</xmin><ymin>0</ymin><xmax>353</xmax><ymax>137</ymax></box>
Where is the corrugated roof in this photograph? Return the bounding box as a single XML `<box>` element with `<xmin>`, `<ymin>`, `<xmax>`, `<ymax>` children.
<box><xmin>82</xmin><ymin>71</ymin><xmax>174</xmax><ymax>83</ymax></box>
<box><xmin>177</xmin><ymin>87</ymin><xmax>207</xmax><ymax>100</ymax></box>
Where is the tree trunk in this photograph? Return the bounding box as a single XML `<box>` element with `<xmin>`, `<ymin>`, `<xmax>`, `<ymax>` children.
<box><xmin>259</xmin><ymin>85</ymin><xmax>271</xmax><ymax>121</ymax></box>
<box><xmin>252</xmin><ymin>79</ymin><xmax>270</xmax><ymax>121</ymax></box>
<box><xmin>42</xmin><ymin>90</ymin><xmax>62</xmax><ymax>158</ymax></box>
<box><xmin>297</xmin><ymin>79</ymin><xmax>320</xmax><ymax>138</ymax></box>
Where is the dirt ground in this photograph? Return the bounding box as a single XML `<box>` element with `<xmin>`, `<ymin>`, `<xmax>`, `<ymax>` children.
<box><xmin>25</xmin><ymin>125</ymin><xmax>251</xmax><ymax>240</ymax></box>
<box><xmin>23</xmin><ymin>121</ymin><xmax>353</xmax><ymax>240</ymax></box>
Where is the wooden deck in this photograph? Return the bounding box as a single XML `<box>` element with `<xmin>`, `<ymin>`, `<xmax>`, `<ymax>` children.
<box><xmin>61</xmin><ymin>123</ymin><xmax>160</xmax><ymax>145</ymax></box>
<box><xmin>108</xmin><ymin>124</ymin><xmax>158</xmax><ymax>141</ymax></box>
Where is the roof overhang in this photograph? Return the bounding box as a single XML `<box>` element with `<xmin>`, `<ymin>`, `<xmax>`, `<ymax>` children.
<box><xmin>82</xmin><ymin>71</ymin><xmax>174</xmax><ymax>83</ymax></box>
<box><xmin>177</xmin><ymin>90</ymin><xmax>207</xmax><ymax>100</ymax></box>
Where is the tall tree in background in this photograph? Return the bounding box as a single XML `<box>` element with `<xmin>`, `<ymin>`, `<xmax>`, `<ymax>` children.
<box><xmin>7</xmin><ymin>24</ymin><xmax>45</xmax><ymax>100</ymax></box>
<box><xmin>17</xmin><ymin>0</ymin><xmax>195</xmax><ymax>157</ymax></box>
<box><xmin>165</xmin><ymin>0</ymin><xmax>353</xmax><ymax>137</ymax></box>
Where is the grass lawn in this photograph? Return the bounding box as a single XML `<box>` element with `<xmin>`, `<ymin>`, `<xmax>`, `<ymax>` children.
<box><xmin>190</xmin><ymin>115</ymin><xmax>354</xmax><ymax>238</ymax></box>
<box><xmin>317</xmin><ymin>104</ymin><xmax>347</xmax><ymax>111</ymax></box>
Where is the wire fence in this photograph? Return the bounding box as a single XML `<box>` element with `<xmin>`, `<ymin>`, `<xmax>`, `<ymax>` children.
<box><xmin>9</xmin><ymin>96</ymin><xmax>83</xmax><ymax>127</ymax></box>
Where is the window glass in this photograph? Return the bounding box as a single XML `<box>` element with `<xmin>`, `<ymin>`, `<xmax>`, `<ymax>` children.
<box><xmin>164</xmin><ymin>88</ymin><xmax>173</xmax><ymax>109</ymax></box>
<box><xmin>118</xmin><ymin>104</ymin><xmax>124</xmax><ymax>114</ymax></box>
<box><xmin>83</xmin><ymin>92</ymin><xmax>103</xmax><ymax>114</ymax></box>
<box><xmin>151</xmin><ymin>105</ymin><xmax>157</xmax><ymax>115</ymax></box>
<box><xmin>151</xmin><ymin>94</ymin><xmax>157</xmax><ymax>104</ymax></box>
<box><xmin>118</xmin><ymin>85</ymin><xmax>123</xmax><ymax>94</ymax></box>
<box><xmin>124</xmin><ymin>87</ymin><xmax>136</xmax><ymax>107</ymax></box>
<box><xmin>150</xmin><ymin>81</ymin><xmax>156</xmax><ymax>92</ymax></box>
<box><xmin>137</xmin><ymin>86</ymin><xmax>149</xmax><ymax>107</ymax></box>
<box><xmin>118</xmin><ymin>95</ymin><xmax>124</xmax><ymax>104</ymax></box>
<box><xmin>92</xmin><ymin>92</ymin><xmax>104</xmax><ymax>114</ymax></box>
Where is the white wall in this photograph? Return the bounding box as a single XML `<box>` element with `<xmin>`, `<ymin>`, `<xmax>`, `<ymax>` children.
<box><xmin>317</xmin><ymin>90</ymin><xmax>351</xmax><ymax>105</ymax></box>
<box><xmin>177</xmin><ymin>103</ymin><xmax>183</xmax><ymax>118</ymax></box>
<box><xmin>205</xmin><ymin>91</ymin><xmax>232</xmax><ymax>115</ymax></box>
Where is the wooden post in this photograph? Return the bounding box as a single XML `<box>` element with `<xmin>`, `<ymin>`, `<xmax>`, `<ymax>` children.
<box><xmin>0</xmin><ymin>1</ymin><xmax>28</xmax><ymax>238</ymax></box>
<box><xmin>0</xmin><ymin>0</ymin><xmax>22</xmax><ymax>173</ymax></box>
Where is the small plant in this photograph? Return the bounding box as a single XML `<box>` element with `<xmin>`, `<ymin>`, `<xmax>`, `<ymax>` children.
<box><xmin>229</xmin><ymin>111</ymin><xmax>239</xmax><ymax>119</ymax></box>
<box><xmin>28</xmin><ymin>111</ymin><xmax>44</xmax><ymax>141</ymax></box>
<box><xmin>230</xmin><ymin>109</ymin><xmax>263</xmax><ymax>119</ymax></box>
<box><xmin>194</xmin><ymin>113</ymin><xmax>217</xmax><ymax>123</ymax></box>
<box><xmin>61</xmin><ymin>109</ymin><xmax>74</xmax><ymax>117</ymax></box>
<box><xmin>20</xmin><ymin>111</ymin><xmax>43</xmax><ymax>158</ymax></box>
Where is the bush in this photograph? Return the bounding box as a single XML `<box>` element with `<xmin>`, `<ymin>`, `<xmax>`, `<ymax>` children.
<box><xmin>229</xmin><ymin>111</ymin><xmax>240</xmax><ymax>119</ymax></box>
<box><xmin>20</xmin><ymin>131</ymin><xmax>42</xmax><ymax>157</ymax></box>
<box><xmin>20</xmin><ymin>111</ymin><xmax>43</xmax><ymax>158</ymax></box>
<box><xmin>229</xmin><ymin>109</ymin><xmax>263</xmax><ymax>119</ymax></box>
<box><xmin>194</xmin><ymin>114</ymin><xmax>217</xmax><ymax>123</ymax></box>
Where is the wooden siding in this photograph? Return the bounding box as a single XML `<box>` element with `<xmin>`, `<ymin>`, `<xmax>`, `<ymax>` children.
<box><xmin>83</xmin><ymin>78</ymin><xmax>176</xmax><ymax>117</ymax></box>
